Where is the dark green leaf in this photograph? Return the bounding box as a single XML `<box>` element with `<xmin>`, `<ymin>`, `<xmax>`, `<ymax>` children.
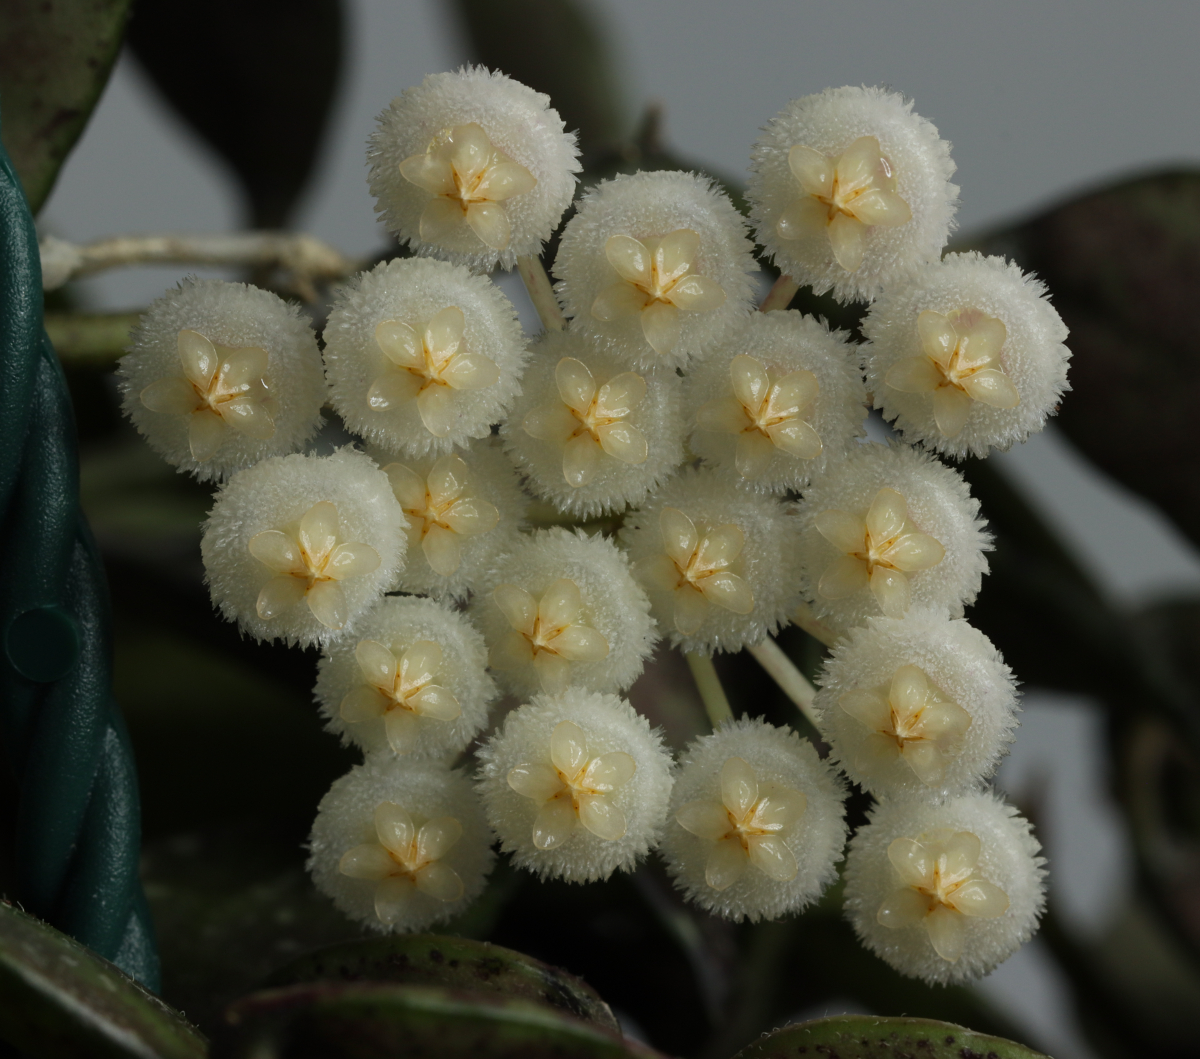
<box><xmin>218</xmin><ymin>983</ymin><xmax>661</xmax><ymax>1058</ymax></box>
<box><xmin>971</xmin><ymin>170</ymin><xmax>1200</xmax><ymax>550</ymax></box>
<box><xmin>452</xmin><ymin>0</ymin><xmax>625</xmax><ymax>161</ymax></box>
<box><xmin>732</xmin><ymin>1015</ymin><xmax>1049</xmax><ymax>1059</ymax></box>
<box><xmin>0</xmin><ymin>899</ymin><xmax>205</xmax><ymax>1059</ymax></box>
<box><xmin>126</xmin><ymin>0</ymin><xmax>344</xmax><ymax>228</ymax></box>
<box><xmin>0</xmin><ymin>0</ymin><xmax>132</xmax><ymax>213</ymax></box>
<box><xmin>264</xmin><ymin>934</ymin><xmax>619</xmax><ymax>1032</ymax></box>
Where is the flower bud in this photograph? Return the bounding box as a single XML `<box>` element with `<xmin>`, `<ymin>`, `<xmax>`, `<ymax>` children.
<box><xmin>309</xmin><ymin>757</ymin><xmax>494</xmax><ymax>933</ymax></box>
<box><xmin>862</xmin><ymin>252</ymin><xmax>1071</xmax><ymax>458</ymax></box>
<box><xmin>201</xmin><ymin>447</ymin><xmax>406</xmax><ymax>647</ymax></box>
<box><xmin>554</xmin><ymin>171</ymin><xmax>757</xmax><ymax>371</ymax></box>
<box><xmin>475</xmin><ymin>688</ymin><xmax>674</xmax><ymax>883</ymax></box>
<box><xmin>368</xmin><ymin>66</ymin><xmax>580</xmax><ymax>272</ymax></box>
<box><xmin>118</xmin><ymin>278</ymin><xmax>326</xmax><ymax>481</ymax></box>
<box><xmin>316</xmin><ymin>596</ymin><xmax>496</xmax><ymax>760</ymax></box>
<box><xmin>748</xmin><ymin>86</ymin><xmax>958</xmax><ymax>303</ymax></box>
<box><xmin>660</xmin><ymin>718</ymin><xmax>846</xmax><ymax>922</ymax></box>
<box><xmin>503</xmin><ymin>328</ymin><xmax>686</xmax><ymax>517</ymax></box>
<box><xmin>843</xmin><ymin>791</ymin><xmax>1045</xmax><ymax>984</ymax></box>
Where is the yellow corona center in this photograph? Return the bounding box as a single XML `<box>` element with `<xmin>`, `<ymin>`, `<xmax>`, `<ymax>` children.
<box><xmin>339</xmin><ymin>802</ymin><xmax>465</xmax><ymax>925</ymax></box>
<box><xmin>590</xmin><ymin>229</ymin><xmax>726</xmax><ymax>356</ymax></box>
<box><xmin>776</xmin><ymin>135</ymin><xmax>912</xmax><ymax>273</ymax></box>
<box><xmin>814</xmin><ymin>487</ymin><xmax>944</xmax><ymax>618</ymax></box>
<box><xmin>507</xmin><ymin>719</ymin><xmax>638</xmax><ymax>850</ymax></box>
<box><xmin>488</xmin><ymin>579</ymin><xmax>610</xmax><ymax>694</ymax></box>
<box><xmin>696</xmin><ymin>353</ymin><xmax>823</xmax><ymax>478</ymax></box>
<box><xmin>139</xmin><ymin>329</ymin><xmax>276</xmax><ymax>462</ymax></box>
<box><xmin>876</xmin><ymin>829</ymin><xmax>1010</xmax><ymax>962</ymax></box>
<box><xmin>885</xmin><ymin>308</ymin><xmax>1020</xmax><ymax>438</ymax></box>
<box><xmin>248</xmin><ymin>501</ymin><xmax>381</xmax><ymax>630</ymax></box>
<box><xmin>676</xmin><ymin>756</ymin><xmax>807</xmax><ymax>891</ymax></box>
<box><xmin>399</xmin><ymin>122</ymin><xmax>537</xmax><ymax>252</ymax></box>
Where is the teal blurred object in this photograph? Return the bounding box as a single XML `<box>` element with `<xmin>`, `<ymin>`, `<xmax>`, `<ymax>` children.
<box><xmin>0</xmin><ymin>112</ymin><xmax>159</xmax><ymax>990</ymax></box>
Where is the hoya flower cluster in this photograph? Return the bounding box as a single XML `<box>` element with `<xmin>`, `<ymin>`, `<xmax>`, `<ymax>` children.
<box><xmin>115</xmin><ymin>69</ymin><xmax>1061</xmax><ymax>970</ymax></box>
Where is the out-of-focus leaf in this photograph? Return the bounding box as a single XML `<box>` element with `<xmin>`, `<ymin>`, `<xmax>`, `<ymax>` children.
<box><xmin>144</xmin><ymin>825</ymin><xmax>364</xmax><ymax>1038</ymax></box>
<box><xmin>264</xmin><ymin>934</ymin><xmax>619</xmax><ymax>1031</ymax></box>
<box><xmin>731</xmin><ymin>1015</ymin><xmax>1048</xmax><ymax>1059</ymax></box>
<box><xmin>217</xmin><ymin>983</ymin><xmax>661</xmax><ymax>1059</ymax></box>
<box><xmin>972</xmin><ymin>170</ymin><xmax>1200</xmax><ymax>550</ymax></box>
<box><xmin>126</xmin><ymin>0</ymin><xmax>343</xmax><ymax>228</ymax></box>
<box><xmin>452</xmin><ymin>0</ymin><xmax>625</xmax><ymax>160</ymax></box>
<box><xmin>0</xmin><ymin>899</ymin><xmax>206</xmax><ymax>1059</ymax></box>
<box><xmin>0</xmin><ymin>0</ymin><xmax>132</xmax><ymax>213</ymax></box>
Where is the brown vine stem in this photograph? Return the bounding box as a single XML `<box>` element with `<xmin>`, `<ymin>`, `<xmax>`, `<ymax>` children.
<box><xmin>516</xmin><ymin>254</ymin><xmax>566</xmax><ymax>331</ymax></box>
<box><xmin>39</xmin><ymin>231</ymin><xmax>364</xmax><ymax>302</ymax></box>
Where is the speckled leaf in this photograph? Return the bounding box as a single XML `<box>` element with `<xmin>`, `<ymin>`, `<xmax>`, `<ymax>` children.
<box><xmin>971</xmin><ymin>170</ymin><xmax>1200</xmax><ymax>549</ymax></box>
<box><xmin>126</xmin><ymin>0</ymin><xmax>343</xmax><ymax>228</ymax></box>
<box><xmin>0</xmin><ymin>899</ymin><xmax>206</xmax><ymax>1059</ymax></box>
<box><xmin>0</xmin><ymin>0</ymin><xmax>133</xmax><ymax>213</ymax></box>
<box><xmin>218</xmin><ymin>982</ymin><xmax>661</xmax><ymax>1058</ymax></box>
<box><xmin>732</xmin><ymin>1015</ymin><xmax>1049</xmax><ymax>1059</ymax></box>
<box><xmin>264</xmin><ymin>933</ymin><xmax>618</xmax><ymax>1032</ymax></box>
<box><xmin>452</xmin><ymin>0</ymin><xmax>625</xmax><ymax>161</ymax></box>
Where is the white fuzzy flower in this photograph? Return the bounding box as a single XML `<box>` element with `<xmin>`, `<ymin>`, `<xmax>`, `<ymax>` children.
<box><xmin>862</xmin><ymin>252</ymin><xmax>1071</xmax><ymax>458</ymax></box>
<box><xmin>554</xmin><ymin>171</ymin><xmax>757</xmax><ymax>371</ymax></box>
<box><xmin>469</xmin><ymin>528</ymin><xmax>656</xmax><ymax>698</ymax></box>
<box><xmin>503</xmin><ymin>328</ymin><xmax>686</xmax><ymax>518</ymax></box>
<box><xmin>686</xmin><ymin>311</ymin><xmax>866</xmax><ymax>491</ymax></box>
<box><xmin>620</xmin><ymin>468</ymin><xmax>803</xmax><ymax>655</ymax></box>
<box><xmin>660</xmin><ymin>718</ymin><xmax>846</xmax><ymax>922</ymax></box>
<box><xmin>201</xmin><ymin>448</ymin><xmax>406</xmax><ymax>647</ymax></box>
<box><xmin>308</xmin><ymin>757</ymin><xmax>494</xmax><ymax>933</ymax></box>
<box><xmin>748</xmin><ymin>86</ymin><xmax>958</xmax><ymax>303</ymax></box>
<box><xmin>315</xmin><ymin>596</ymin><xmax>496</xmax><ymax>760</ymax></box>
<box><xmin>367</xmin><ymin>67</ymin><xmax>580</xmax><ymax>272</ymax></box>
<box><xmin>323</xmin><ymin>258</ymin><xmax>529</xmax><ymax>457</ymax></box>
<box><xmin>475</xmin><ymin>689</ymin><xmax>673</xmax><ymax>883</ymax></box>
<box><xmin>118</xmin><ymin>278</ymin><xmax>325</xmax><ymax>482</ymax></box>
<box><xmin>814</xmin><ymin>608</ymin><xmax>1019</xmax><ymax>797</ymax></box>
<box><xmin>366</xmin><ymin>438</ymin><xmax>526</xmax><ymax>601</ymax></box>
<box><xmin>794</xmin><ymin>443</ymin><xmax>990</xmax><ymax>626</ymax></box>
<box><xmin>843</xmin><ymin>791</ymin><xmax>1045</xmax><ymax>984</ymax></box>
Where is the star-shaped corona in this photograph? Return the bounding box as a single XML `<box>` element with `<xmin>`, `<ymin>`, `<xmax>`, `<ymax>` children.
<box><xmin>398</xmin><ymin>122</ymin><xmax>537</xmax><ymax>252</ymax></box>
<box><xmin>838</xmin><ymin>664</ymin><xmax>972</xmax><ymax>786</ymax></box>
<box><xmin>777</xmin><ymin>136</ymin><xmax>911</xmax><ymax>273</ymax></box>
<box><xmin>139</xmin><ymin>329</ymin><xmax>275</xmax><ymax>461</ymax></box>
<box><xmin>368</xmin><ymin>306</ymin><xmax>500</xmax><ymax>438</ymax></box>
<box><xmin>339</xmin><ymin>639</ymin><xmax>462</xmax><ymax>754</ymax></box>
<box><xmin>338</xmin><ymin>801</ymin><xmax>465</xmax><ymax>925</ymax></box>
<box><xmin>507</xmin><ymin>719</ymin><xmax>637</xmax><ymax>849</ymax></box>
<box><xmin>522</xmin><ymin>357</ymin><xmax>649</xmax><ymax>487</ymax></box>
<box><xmin>641</xmin><ymin>507</ymin><xmax>755</xmax><ymax>635</ymax></box>
<box><xmin>885</xmin><ymin>308</ymin><xmax>1019</xmax><ymax>438</ymax></box>
<box><xmin>877</xmin><ymin>829</ymin><xmax>1010</xmax><ymax>963</ymax></box>
<box><xmin>248</xmin><ymin>501</ymin><xmax>381</xmax><ymax>630</ymax></box>
<box><xmin>590</xmin><ymin>230</ymin><xmax>726</xmax><ymax>356</ymax></box>
<box><xmin>696</xmin><ymin>354</ymin><xmax>822</xmax><ymax>479</ymax></box>
<box><xmin>814</xmin><ymin>487</ymin><xmax>944</xmax><ymax>618</ymax></box>
<box><xmin>489</xmin><ymin>579</ymin><xmax>611</xmax><ymax>694</ymax></box>
<box><xmin>675</xmin><ymin>756</ymin><xmax>807</xmax><ymax>890</ymax></box>
<box><xmin>384</xmin><ymin>455</ymin><xmax>499</xmax><ymax>577</ymax></box>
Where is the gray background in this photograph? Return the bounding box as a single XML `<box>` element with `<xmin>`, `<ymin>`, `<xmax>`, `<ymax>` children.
<box><xmin>39</xmin><ymin>2</ymin><xmax>1200</xmax><ymax>1055</ymax></box>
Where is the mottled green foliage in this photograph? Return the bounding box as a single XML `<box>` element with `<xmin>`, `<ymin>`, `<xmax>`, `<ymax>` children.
<box><xmin>0</xmin><ymin>0</ymin><xmax>132</xmax><ymax>213</ymax></box>
<box><xmin>0</xmin><ymin>900</ymin><xmax>204</xmax><ymax>1059</ymax></box>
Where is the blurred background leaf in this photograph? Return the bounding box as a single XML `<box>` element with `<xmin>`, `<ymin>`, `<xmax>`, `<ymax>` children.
<box><xmin>126</xmin><ymin>0</ymin><xmax>345</xmax><ymax>229</ymax></box>
<box><xmin>0</xmin><ymin>0</ymin><xmax>133</xmax><ymax>213</ymax></box>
